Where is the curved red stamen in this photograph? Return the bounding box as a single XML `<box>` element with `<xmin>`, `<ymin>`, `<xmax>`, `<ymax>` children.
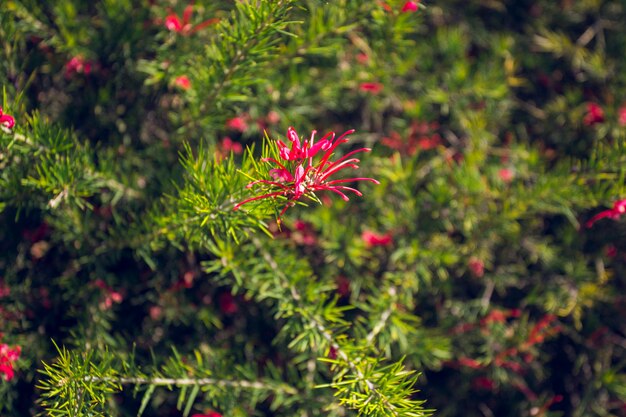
<box><xmin>233</xmin><ymin>191</ymin><xmax>287</xmax><ymax>210</ymax></box>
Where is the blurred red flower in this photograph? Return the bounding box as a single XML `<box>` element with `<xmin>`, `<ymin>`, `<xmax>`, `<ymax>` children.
<box><xmin>618</xmin><ymin>105</ymin><xmax>626</xmax><ymax>126</ymax></box>
<box><xmin>583</xmin><ymin>102</ymin><xmax>604</xmax><ymax>126</ymax></box>
<box><xmin>472</xmin><ymin>376</ymin><xmax>495</xmax><ymax>391</ymax></box>
<box><xmin>174</xmin><ymin>75</ymin><xmax>191</xmax><ymax>90</ymax></box>
<box><xmin>266</xmin><ymin>110</ymin><xmax>281</xmax><ymax>125</ymax></box>
<box><xmin>457</xmin><ymin>357</ymin><xmax>483</xmax><ymax>369</ymax></box>
<box><xmin>226</xmin><ymin>116</ymin><xmax>248</xmax><ymax>133</ymax></box>
<box><xmin>0</xmin><ymin>107</ymin><xmax>16</xmax><ymax>129</ymax></box>
<box><xmin>359</xmin><ymin>82</ymin><xmax>383</xmax><ymax>94</ymax></box>
<box><xmin>218</xmin><ymin>292</ymin><xmax>238</xmax><ymax>315</ymax></box>
<box><xmin>336</xmin><ymin>275</ymin><xmax>351</xmax><ymax>298</ymax></box>
<box><xmin>356</xmin><ymin>53</ymin><xmax>369</xmax><ymax>65</ymax></box>
<box><xmin>65</xmin><ymin>56</ymin><xmax>93</xmax><ymax>78</ymax></box>
<box><xmin>362</xmin><ymin>230</ymin><xmax>393</xmax><ymax>247</ymax></box>
<box><xmin>586</xmin><ymin>199</ymin><xmax>626</xmax><ymax>228</ymax></box>
<box><xmin>401</xmin><ymin>1</ymin><xmax>420</xmax><ymax>12</ymax></box>
<box><xmin>468</xmin><ymin>257</ymin><xmax>484</xmax><ymax>277</ymax></box>
<box><xmin>219</xmin><ymin>137</ymin><xmax>243</xmax><ymax>155</ymax></box>
<box><xmin>164</xmin><ymin>3</ymin><xmax>219</xmax><ymax>35</ymax></box>
<box><xmin>0</xmin><ymin>342</ymin><xmax>21</xmax><ymax>381</ymax></box>
<box><xmin>498</xmin><ymin>168</ymin><xmax>514</xmax><ymax>183</ymax></box>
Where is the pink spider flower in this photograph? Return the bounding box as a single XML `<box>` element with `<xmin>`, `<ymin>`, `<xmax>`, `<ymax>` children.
<box><xmin>0</xmin><ymin>107</ymin><xmax>15</xmax><ymax>129</ymax></box>
<box><xmin>586</xmin><ymin>199</ymin><xmax>626</xmax><ymax>228</ymax></box>
<box><xmin>234</xmin><ymin>128</ymin><xmax>379</xmax><ymax>221</ymax></box>
<box><xmin>275</xmin><ymin>127</ymin><xmax>333</xmax><ymax>160</ymax></box>
<box><xmin>164</xmin><ymin>2</ymin><xmax>219</xmax><ymax>35</ymax></box>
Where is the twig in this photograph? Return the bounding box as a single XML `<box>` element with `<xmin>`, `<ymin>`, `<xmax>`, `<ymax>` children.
<box><xmin>366</xmin><ymin>287</ymin><xmax>397</xmax><ymax>345</ymax></box>
<box><xmin>84</xmin><ymin>376</ymin><xmax>297</xmax><ymax>394</ymax></box>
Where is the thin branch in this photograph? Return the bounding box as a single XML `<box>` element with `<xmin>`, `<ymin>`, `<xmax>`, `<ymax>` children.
<box><xmin>84</xmin><ymin>376</ymin><xmax>297</xmax><ymax>394</ymax></box>
<box><xmin>366</xmin><ymin>288</ymin><xmax>396</xmax><ymax>345</ymax></box>
<box><xmin>481</xmin><ymin>279</ymin><xmax>495</xmax><ymax>309</ymax></box>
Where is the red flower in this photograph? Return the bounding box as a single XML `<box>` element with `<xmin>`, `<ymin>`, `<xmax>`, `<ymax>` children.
<box><xmin>362</xmin><ymin>230</ymin><xmax>393</xmax><ymax>247</ymax></box>
<box><xmin>457</xmin><ymin>357</ymin><xmax>483</xmax><ymax>369</ymax></box>
<box><xmin>218</xmin><ymin>137</ymin><xmax>243</xmax><ymax>155</ymax></box>
<box><xmin>328</xmin><ymin>346</ymin><xmax>338</xmax><ymax>360</ymax></box>
<box><xmin>336</xmin><ymin>275</ymin><xmax>351</xmax><ymax>298</ymax></box>
<box><xmin>618</xmin><ymin>106</ymin><xmax>626</xmax><ymax>126</ymax></box>
<box><xmin>65</xmin><ymin>56</ymin><xmax>93</xmax><ymax>78</ymax></box>
<box><xmin>359</xmin><ymin>82</ymin><xmax>383</xmax><ymax>94</ymax></box>
<box><xmin>525</xmin><ymin>314</ymin><xmax>558</xmax><ymax>346</ymax></box>
<box><xmin>480</xmin><ymin>309</ymin><xmax>507</xmax><ymax>326</ymax></box>
<box><xmin>174</xmin><ymin>75</ymin><xmax>191</xmax><ymax>90</ymax></box>
<box><xmin>472</xmin><ymin>376</ymin><xmax>495</xmax><ymax>391</ymax></box>
<box><xmin>416</xmin><ymin>134</ymin><xmax>441</xmax><ymax>150</ymax></box>
<box><xmin>292</xmin><ymin>220</ymin><xmax>317</xmax><ymax>245</ymax></box>
<box><xmin>468</xmin><ymin>258</ymin><xmax>484</xmax><ymax>277</ymax></box>
<box><xmin>93</xmin><ymin>279</ymin><xmax>123</xmax><ymax>310</ymax></box>
<box><xmin>401</xmin><ymin>1</ymin><xmax>420</xmax><ymax>12</ymax></box>
<box><xmin>226</xmin><ymin>116</ymin><xmax>248</xmax><ymax>133</ymax></box>
<box><xmin>498</xmin><ymin>168</ymin><xmax>514</xmax><ymax>183</ymax></box>
<box><xmin>164</xmin><ymin>3</ymin><xmax>219</xmax><ymax>35</ymax></box>
<box><xmin>583</xmin><ymin>102</ymin><xmax>605</xmax><ymax>126</ymax></box>
<box><xmin>356</xmin><ymin>53</ymin><xmax>369</xmax><ymax>65</ymax></box>
<box><xmin>217</xmin><ymin>292</ymin><xmax>238</xmax><ymax>315</ymax></box>
<box><xmin>586</xmin><ymin>199</ymin><xmax>626</xmax><ymax>228</ymax></box>
<box><xmin>266</xmin><ymin>110</ymin><xmax>281</xmax><ymax>125</ymax></box>
<box><xmin>0</xmin><ymin>107</ymin><xmax>15</xmax><ymax>129</ymax></box>
<box><xmin>165</xmin><ymin>14</ymin><xmax>183</xmax><ymax>31</ymax></box>
<box><xmin>0</xmin><ymin>343</ymin><xmax>21</xmax><ymax>381</ymax></box>
<box><xmin>234</xmin><ymin>128</ymin><xmax>379</xmax><ymax>222</ymax></box>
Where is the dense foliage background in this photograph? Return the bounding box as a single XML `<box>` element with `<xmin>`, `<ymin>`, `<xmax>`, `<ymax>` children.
<box><xmin>1</xmin><ymin>0</ymin><xmax>626</xmax><ymax>416</ymax></box>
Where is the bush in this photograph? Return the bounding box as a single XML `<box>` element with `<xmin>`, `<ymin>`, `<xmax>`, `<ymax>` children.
<box><xmin>1</xmin><ymin>1</ymin><xmax>625</xmax><ymax>416</ymax></box>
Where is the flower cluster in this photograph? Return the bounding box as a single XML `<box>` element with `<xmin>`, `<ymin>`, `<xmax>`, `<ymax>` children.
<box><xmin>234</xmin><ymin>127</ymin><xmax>379</xmax><ymax>221</ymax></box>
<box><xmin>0</xmin><ymin>107</ymin><xmax>15</xmax><ymax>129</ymax></box>
<box><xmin>586</xmin><ymin>199</ymin><xmax>626</xmax><ymax>228</ymax></box>
<box><xmin>0</xmin><ymin>340</ymin><xmax>21</xmax><ymax>381</ymax></box>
